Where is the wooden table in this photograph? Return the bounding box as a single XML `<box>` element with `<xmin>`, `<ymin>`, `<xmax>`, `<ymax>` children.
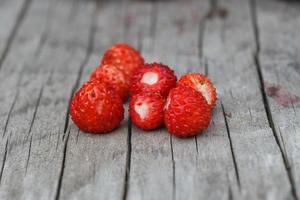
<box><xmin>0</xmin><ymin>0</ymin><xmax>300</xmax><ymax>199</ymax></box>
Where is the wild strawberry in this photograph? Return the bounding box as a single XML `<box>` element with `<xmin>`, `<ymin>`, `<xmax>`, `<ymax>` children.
<box><xmin>90</xmin><ymin>64</ymin><xmax>130</xmax><ymax>101</ymax></box>
<box><xmin>70</xmin><ymin>80</ymin><xmax>124</xmax><ymax>133</ymax></box>
<box><xmin>178</xmin><ymin>73</ymin><xmax>217</xmax><ymax>109</ymax></box>
<box><xmin>101</xmin><ymin>43</ymin><xmax>144</xmax><ymax>79</ymax></box>
<box><xmin>130</xmin><ymin>63</ymin><xmax>177</xmax><ymax>97</ymax></box>
<box><xmin>129</xmin><ymin>93</ymin><xmax>165</xmax><ymax>130</ymax></box>
<box><xmin>164</xmin><ymin>86</ymin><xmax>212</xmax><ymax>137</ymax></box>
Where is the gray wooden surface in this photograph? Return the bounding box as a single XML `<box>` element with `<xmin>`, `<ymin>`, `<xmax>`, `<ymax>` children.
<box><xmin>0</xmin><ymin>0</ymin><xmax>300</xmax><ymax>199</ymax></box>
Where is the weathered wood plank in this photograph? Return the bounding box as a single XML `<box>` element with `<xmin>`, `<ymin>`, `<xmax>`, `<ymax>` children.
<box><xmin>128</xmin><ymin>2</ymin><xmax>238</xmax><ymax>200</ymax></box>
<box><xmin>0</xmin><ymin>0</ymin><xmax>298</xmax><ymax>199</ymax></box>
<box><xmin>0</xmin><ymin>1</ymin><xmax>56</xmax><ymax>192</ymax></box>
<box><xmin>0</xmin><ymin>0</ymin><xmax>96</xmax><ymax>199</ymax></box>
<box><xmin>0</xmin><ymin>0</ymin><xmax>55</xmax><ymax>73</ymax></box>
<box><xmin>0</xmin><ymin>0</ymin><xmax>32</xmax><ymax>70</ymax></box>
<box><xmin>59</xmin><ymin>1</ymin><xmax>153</xmax><ymax>200</ymax></box>
<box><xmin>256</xmin><ymin>0</ymin><xmax>300</xmax><ymax>198</ymax></box>
<box><xmin>127</xmin><ymin>2</ymin><xmax>174</xmax><ymax>199</ymax></box>
<box><xmin>94</xmin><ymin>1</ymin><xmax>128</xmax><ymax>52</ymax></box>
<box><xmin>0</xmin><ymin>0</ymin><xmax>54</xmax><ymax>139</ymax></box>
<box><xmin>153</xmin><ymin>2</ymin><xmax>239</xmax><ymax>200</ymax></box>
<box><xmin>202</xmin><ymin>0</ymin><xmax>293</xmax><ymax>199</ymax></box>
<box><xmin>58</xmin><ymin>2</ymin><xmax>128</xmax><ymax>198</ymax></box>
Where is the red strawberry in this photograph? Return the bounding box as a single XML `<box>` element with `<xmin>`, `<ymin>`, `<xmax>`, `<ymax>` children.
<box><xmin>129</xmin><ymin>93</ymin><xmax>165</xmax><ymax>130</ymax></box>
<box><xmin>130</xmin><ymin>63</ymin><xmax>177</xmax><ymax>97</ymax></box>
<box><xmin>101</xmin><ymin>43</ymin><xmax>144</xmax><ymax>79</ymax></box>
<box><xmin>70</xmin><ymin>80</ymin><xmax>124</xmax><ymax>133</ymax></box>
<box><xmin>164</xmin><ymin>86</ymin><xmax>211</xmax><ymax>137</ymax></box>
<box><xmin>90</xmin><ymin>64</ymin><xmax>130</xmax><ymax>101</ymax></box>
<box><xmin>178</xmin><ymin>73</ymin><xmax>217</xmax><ymax>109</ymax></box>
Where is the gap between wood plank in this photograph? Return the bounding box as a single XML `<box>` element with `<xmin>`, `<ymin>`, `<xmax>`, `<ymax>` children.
<box><xmin>226</xmin><ymin>172</ymin><xmax>234</xmax><ymax>200</ymax></box>
<box><xmin>194</xmin><ymin>135</ymin><xmax>199</xmax><ymax>154</ymax></box>
<box><xmin>0</xmin><ymin>138</ymin><xmax>9</xmax><ymax>184</ymax></box>
<box><xmin>201</xmin><ymin>0</ymin><xmax>243</xmax><ymax>194</ymax></box>
<box><xmin>122</xmin><ymin>2</ymin><xmax>157</xmax><ymax>199</ymax></box>
<box><xmin>23</xmin><ymin>85</ymin><xmax>44</xmax><ymax>174</ymax></box>
<box><xmin>24</xmin><ymin>134</ymin><xmax>33</xmax><ymax>175</ymax></box>
<box><xmin>54</xmin><ymin>4</ymin><xmax>99</xmax><ymax>200</ymax></box>
<box><xmin>0</xmin><ymin>0</ymin><xmax>33</xmax><ymax>71</ymax></box>
<box><xmin>170</xmin><ymin>135</ymin><xmax>176</xmax><ymax>200</ymax></box>
<box><xmin>249</xmin><ymin>0</ymin><xmax>299</xmax><ymax>199</ymax></box>
<box><xmin>194</xmin><ymin>0</ymin><xmax>211</xmax><ymax>155</ymax></box>
<box><xmin>2</xmin><ymin>90</ymin><xmax>19</xmax><ymax>138</ymax></box>
<box><xmin>62</xmin><ymin>4</ymin><xmax>98</xmax><ymax>137</ymax></box>
<box><xmin>122</xmin><ymin>118</ymin><xmax>132</xmax><ymax>200</ymax></box>
<box><xmin>2</xmin><ymin>65</ymin><xmax>26</xmax><ymax>138</ymax></box>
<box><xmin>123</xmin><ymin>26</ymin><xmax>143</xmax><ymax>200</ymax></box>
<box><xmin>221</xmin><ymin>102</ymin><xmax>241</xmax><ymax>190</ymax></box>
<box><xmin>54</xmin><ymin>128</ymin><xmax>70</xmax><ymax>200</ymax></box>
<box><xmin>278</xmin><ymin>127</ymin><xmax>289</xmax><ymax>164</ymax></box>
<box><xmin>23</xmin><ymin>85</ymin><xmax>44</xmax><ymax>143</ymax></box>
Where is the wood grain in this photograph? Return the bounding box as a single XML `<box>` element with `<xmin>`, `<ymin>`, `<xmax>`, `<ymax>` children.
<box><xmin>202</xmin><ymin>0</ymin><xmax>293</xmax><ymax>199</ymax></box>
<box><xmin>59</xmin><ymin>1</ymin><xmax>153</xmax><ymax>200</ymax></box>
<box><xmin>256</xmin><ymin>0</ymin><xmax>300</xmax><ymax>198</ymax></box>
<box><xmin>128</xmin><ymin>1</ymin><xmax>238</xmax><ymax>200</ymax></box>
<box><xmin>0</xmin><ymin>0</ymin><xmax>32</xmax><ymax>71</ymax></box>
<box><xmin>0</xmin><ymin>0</ymin><xmax>96</xmax><ymax>199</ymax></box>
<box><xmin>0</xmin><ymin>0</ymin><xmax>299</xmax><ymax>199</ymax></box>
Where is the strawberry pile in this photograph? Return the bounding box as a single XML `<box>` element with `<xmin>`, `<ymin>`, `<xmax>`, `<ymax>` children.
<box><xmin>70</xmin><ymin>43</ymin><xmax>217</xmax><ymax>137</ymax></box>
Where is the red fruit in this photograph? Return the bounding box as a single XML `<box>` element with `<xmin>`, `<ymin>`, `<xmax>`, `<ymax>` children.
<box><xmin>178</xmin><ymin>73</ymin><xmax>217</xmax><ymax>109</ymax></box>
<box><xmin>90</xmin><ymin>64</ymin><xmax>130</xmax><ymax>101</ymax></box>
<box><xmin>129</xmin><ymin>93</ymin><xmax>165</xmax><ymax>130</ymax></box>
<box><xmin>130</xmin><ymin>63</ymin><xmax>177</xmax><ymax>97</ymax></box>
<box><xmin>70</xmin><ymin>80</ymin><xmax>124</xmax><ymax>133</ymax></box>
<box><xmin>164</xmin><ymin>86</ymin><xmax>212</xmax><ymax>137</ymax></box>
<box><xmin>101</xmin><ymin>43</ymin><xmax>144</xmax><ymax>79</ymax></box>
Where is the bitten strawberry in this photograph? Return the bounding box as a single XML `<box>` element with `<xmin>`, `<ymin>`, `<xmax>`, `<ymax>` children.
<box><xmin>70</xmin><ymin>80</ymin><xmax>124</xmax><ymax>133</ymax></box>
<box><xmin>129</xmin><ymin>93</ymin><xmax>165</xmax><ymax>130</ymax></box>
<box><xmin>90</xmin><ymin>64</ymin><xmax>130</xmax><ymax>101</ymax></box>
<box><xmin>101</xmin><ymin>43</ymin><xmax>144</xmax><ymax>79</ymax></box>
<box><xmin>178</xmin><ymin>73</ymin><xmax>217</xmax><ymax>109</ymax></box>
<box><xmin>130</xmin><ymin>63</ymin><xmax>177</xmax><ymax>97</ymax></box>
<box><xmin>164</xmin><ymin>86</ymin><xmax>211</xmax><ymax>137</ymax></box>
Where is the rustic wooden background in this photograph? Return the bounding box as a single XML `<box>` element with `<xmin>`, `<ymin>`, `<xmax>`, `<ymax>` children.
<box><xmin>0</xmin><ymin>0</ymin><xmax>300</xmax><ymax>199</ymax></box>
